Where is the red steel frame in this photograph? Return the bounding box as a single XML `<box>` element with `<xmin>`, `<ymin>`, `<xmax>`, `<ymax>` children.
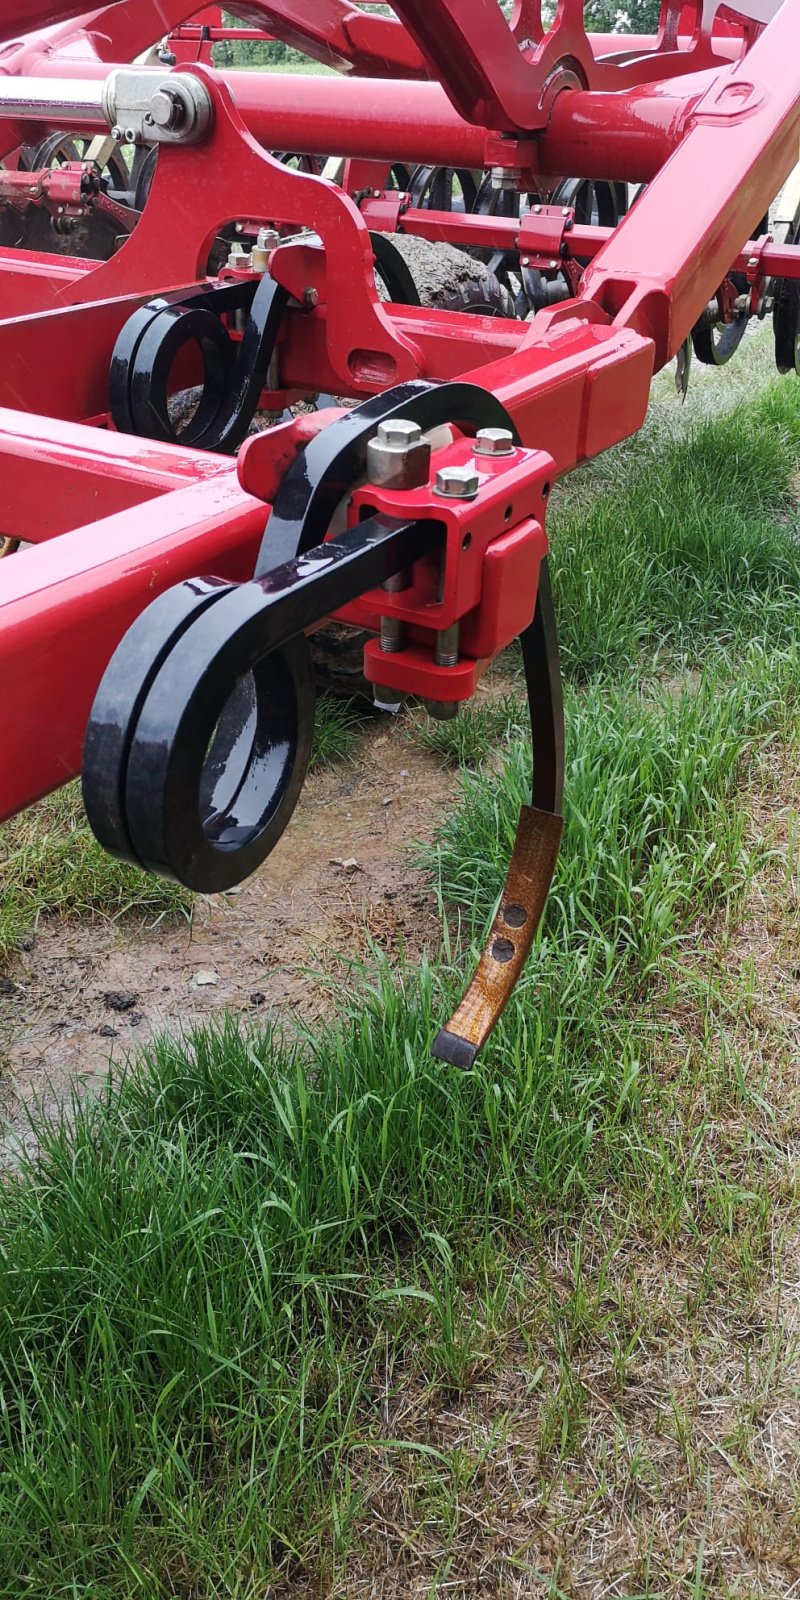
<box><xmin>1</xmin><ymin>0</ymin><xmax>800</xmax><ymax>826</ymax></box>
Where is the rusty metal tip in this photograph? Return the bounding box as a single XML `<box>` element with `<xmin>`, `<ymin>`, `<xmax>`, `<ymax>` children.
<box><xmin>431</xmin><ymin>1029</ymin><xmax>479</xmax><ymax>1069</ymax></box>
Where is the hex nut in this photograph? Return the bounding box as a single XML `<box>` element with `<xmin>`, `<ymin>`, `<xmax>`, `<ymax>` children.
<box><xmin>367</xmin><ymin>417</ymin><xmax>431</xmax><ymax>490</ymax></box>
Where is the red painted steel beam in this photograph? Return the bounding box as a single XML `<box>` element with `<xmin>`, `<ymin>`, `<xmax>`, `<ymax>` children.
<box><xmin>391</xmin><ymin>210</ymin><xmax>800</xmax><ymax>284</ymax></box>
<box><xmin>0</xmin><ymin>406</ymin><xmax>231</xmax><ymax>539</ymax></box>
<box><xmin>579</xmin><ymin>0</ymin><xmax>800</xmax><ymax>362</ymax></box>
<box><xmin>0</xmin><ymin>461</ymin><xmax>266</xmax><ymax>820</ymax></box>
<box><xmin>0</xmin><ymin>66</ymin><xmax>714</xmax><ymax>182</ymax></box>
<box><xmin>226</xmin><ymin>0</ymin><xmax>427</xmax><ymax>78</ymax></box>
<box><xmin>388</xmin><ymin>0</ymin><xmax>749</xmax><ymax>131</ymax></box>
<box><xmin>0</xmin><ymin>0</ymin><xmax>120</xmax><ymax>43</ymax></box>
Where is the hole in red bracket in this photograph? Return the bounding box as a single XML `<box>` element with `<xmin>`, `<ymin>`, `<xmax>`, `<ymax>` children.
<box><xmin>462</xmin><ymin>532</ymin><xmax>472</xmax><ymax>551</ymax></box>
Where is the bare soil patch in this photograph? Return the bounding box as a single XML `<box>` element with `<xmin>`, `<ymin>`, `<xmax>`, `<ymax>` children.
<box><xmin>0</xmin><ymin>720</ymin><xmax>455</xmax><ymax>1160</ymax></box>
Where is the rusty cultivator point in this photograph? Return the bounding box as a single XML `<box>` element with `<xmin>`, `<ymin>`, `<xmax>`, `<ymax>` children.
<box><xmin>1</xmin><ymin>0</ymin><xmax>800</xmax><ymax>1063</ymax></box>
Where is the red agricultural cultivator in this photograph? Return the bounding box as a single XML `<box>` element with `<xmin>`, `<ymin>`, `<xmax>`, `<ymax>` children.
<box><xmin>1</xmin><ymin>0</ymin><xmax>799</xmax><ymax>1064</ymax></box>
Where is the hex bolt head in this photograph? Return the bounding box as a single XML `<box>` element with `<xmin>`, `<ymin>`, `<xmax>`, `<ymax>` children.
<box><xmin>434</xmin><ymin>464</ymin><xmax>480</xmax><ymax>500</ymax></box>
<box><xmin>377</xmin><ymin>419</ymin><xmax>422</xmax><ymax>449</ymax></box>
<box><xmin>226</xmin><ymin>242</ymin><xmax>252</xmax><ymax>271</ymax></box>
<box><xmin>367</xmin><ymin>418</ymin><xmax>431</xmax><ymax>491</ymax></box>
<box><xmin>473</xmin><ymin>427</ymin><xmax>515</xmax><ymax>458</ymax></box>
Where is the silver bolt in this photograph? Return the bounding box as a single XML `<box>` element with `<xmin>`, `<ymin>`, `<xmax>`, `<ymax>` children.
<box><xmin>124</xmin><ymin>128</ymin><xmax>137</xmax><ymax>145</ymax></box>
<box><xmin>150</xmin><ymin>87</ymin><xmax>184</xmax><ymax>131</ymax></box>
<box><xmin>378</xmin><ymin>419</ymin><xmax>422</xmax><ymax>449</ymax></box>
<box><xmin>379</xmin><ymin>568</ymin><xmax>410</xmax><ymax>655</ymax></box>
<box><xmin>251</xmin><ymin>227</ymin><xmax>280</xmax><ymax>272</ymax></box>
<box><xmin>434</xmin><ymin>464</ymin><xmax>480</xmax><ymax>500</ymax></box>
<box><xmin>367</xmin><ymin>417</ymin><xmax>431</xmax><ymax>492</ymax></box>
<box><xmin>303</xmin><ymin>286</ymin><xmax>319</xmax><ymax>309</ymax></box>
<box><xmin>424</xmin><ymin>624</ymin><xmax>460</xmax><ymax>720</ymax></box>
<box><xmin>226</xmin><ymin>242</ymin><xmax>252</xmax><ymax>271</ymax></box>
<box><xmin>380</xmin><ymin>616</ymin><xmax>405</xmax><ymax>653</ymax></box>
<box><xmin>474</xmin><ymin>427</ymin><xmax>515</xmax><ymax>458</ymax></box>
<box><xmin>111</xmin><ymin>124</ymin><xmax>123</xmax><ymax>141</ymax></box>
<box><xmin>434</xmin><ymin>622</ymin><xmax>460</xmax><ymax>668</ymax></box>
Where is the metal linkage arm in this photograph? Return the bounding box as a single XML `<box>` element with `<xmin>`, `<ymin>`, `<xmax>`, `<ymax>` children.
<box><xmin>226</xmin><ymin>0</ymin><xmax>427</xmax><ymax>78</ymax></box>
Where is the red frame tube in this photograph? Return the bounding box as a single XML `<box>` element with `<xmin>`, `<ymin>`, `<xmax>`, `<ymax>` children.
<box><xmin>0</xmin><ymin>0</ymin><xmax>798</xmax><ymax>824</ymax></box>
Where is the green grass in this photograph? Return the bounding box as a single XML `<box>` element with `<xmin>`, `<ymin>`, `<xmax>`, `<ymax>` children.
<box><xmin>548</xmin><ymin>377</ymin><xmax>800</xmax><ymax>679</ymax></box>
<box><xmin>405</xmin><ymin>689</ymin><xmax>525</xmax><ymax>768</ymax></box>
<box><xmin>0</xmin><ymin>646</ymin><xmax>793</xmax><ymax>1590</ymax></box>
<box><xmin>2</xmin><ymin>352</ymin><xmax>800</xmax><ymax>1593</ymax></box>
<box><xmin>309</xmin><ymin>694</ymin><xmax>366</xmax><ymax>772</ymax></box>
<box><xmin>0</xmin><ymin>786</ymin><xmax>190</xmax><ymax>967</ymax></box>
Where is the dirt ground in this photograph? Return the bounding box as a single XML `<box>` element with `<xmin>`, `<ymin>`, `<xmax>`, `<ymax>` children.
<box><xmin>0</xmin><ymin>720</ymin><xmax>455</xmax><ymax>1163</ymax></box>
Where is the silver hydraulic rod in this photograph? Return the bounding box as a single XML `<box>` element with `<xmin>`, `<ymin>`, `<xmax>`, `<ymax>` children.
<box><xmin>0</xmin><ymin>70</ymin><xmax>213</xmax><ymax>145</ymax></box>
<box><xmin>0</xmin><ymin>75</ymin><xmax>105</xmax><ymax>125</ymax></box>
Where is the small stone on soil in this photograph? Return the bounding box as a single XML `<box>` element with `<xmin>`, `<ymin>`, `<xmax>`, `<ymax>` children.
<box><xmin>193</xmin><ymin>970</ymin><xmax>220</xmax><ymax>987</ymax></box>
<box><xmin>103</xmin><ymin>990</ymin><xmax>138</xmax><ymax>1013</ymax></box>
<box><xmin>250</xmin><ymin>992</ymin><xmax>267</xmax><ymax>1007</ymax></box>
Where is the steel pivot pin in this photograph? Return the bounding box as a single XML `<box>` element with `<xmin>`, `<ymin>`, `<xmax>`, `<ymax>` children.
<box><xmin>367</xmin><ymin>418</ymin><xmax>431</xmax><ymax>712</ymax></box>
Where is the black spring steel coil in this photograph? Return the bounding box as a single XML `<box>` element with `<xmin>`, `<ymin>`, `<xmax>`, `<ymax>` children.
<box><xmin>109</xmin><ymin>274</ymin><xmax>289</xmax><ymax>454</ymax></box>
<box><xmin>84</xmin><ymin>380</ymin><xmax>553</xmax><ymax>894</ymax></box>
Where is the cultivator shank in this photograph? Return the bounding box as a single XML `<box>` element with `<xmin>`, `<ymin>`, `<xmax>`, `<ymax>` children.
<box><xmin>2</xmin><ymin>0</ymin><xmax>800</xmax><ymax>1058</ymax></box>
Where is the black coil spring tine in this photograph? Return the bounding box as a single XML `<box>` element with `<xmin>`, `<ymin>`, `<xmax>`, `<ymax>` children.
<box><xmin>82</xmin><ymin>577</ymin><xmax>236</xmax><ymax>866</ymax></box>
<box><xmin>109</xmin><ymin>277</ymin><xmax>288</xmax><ymax>454</ymax></box>
<box><xmin>122</xmin><ymin>514</ymin><xmax>424</xmax><ymax>890</ymax></box>
<box><xmin>85</xmin><ymin>382</ymin><xmax>535</xmax><ymax>905</ymax></box>
<box><xmin>128</xmin><ymin>304</ymin><xmax>235</xmax><ymax>445</ymax></box>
